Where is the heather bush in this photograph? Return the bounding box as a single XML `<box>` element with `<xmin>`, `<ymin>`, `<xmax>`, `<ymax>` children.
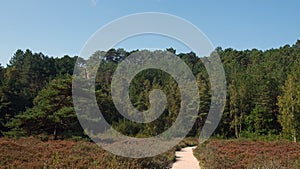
<box><xmin>194</xmin><ymin>139</ymin><xmax>300</xmax><ymax>169</ymax></box>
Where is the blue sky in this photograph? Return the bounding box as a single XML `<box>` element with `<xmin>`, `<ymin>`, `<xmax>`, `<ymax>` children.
<box><xmin>0</xmin><ymin>0</ymin><xmax>299</xmax><ymax>65</ymax></box>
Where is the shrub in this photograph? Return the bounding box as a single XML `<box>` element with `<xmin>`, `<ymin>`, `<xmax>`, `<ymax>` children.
<box><xmin>194</xmin><ymin>139</ymin><xmax>300</xmax><ymax>169</ymax></box>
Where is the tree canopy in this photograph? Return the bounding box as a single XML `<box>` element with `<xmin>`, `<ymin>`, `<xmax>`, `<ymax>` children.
<box><xmin>1</xmin><ymin>41</ymin><xmax>300</xmax><ymax>141</ymax></box>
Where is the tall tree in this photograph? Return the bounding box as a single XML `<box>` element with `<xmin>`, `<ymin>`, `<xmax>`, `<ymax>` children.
<box><xmin>0</xmin><ymin>64</ymin><xmax>4</xmax><ymax>86</ymax></box>
<box><xmin>6</xmin><ymin>75</ymin><xmax>82</xmax><ymax>139</ymax></box>
<box><xmin>55</xmin><ymin>55</ymin><xmax>77</xmax><ymax>75</ymax></box>
<box><xmin>277</xmin><ymin>70</ymin><xmax>300</xmax><ymax>142</ymax></box>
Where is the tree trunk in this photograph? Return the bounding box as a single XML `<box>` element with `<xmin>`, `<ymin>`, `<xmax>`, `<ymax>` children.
<box><xmin>239</xmin><ymin>113</ymin><xmax>243</xmax><ymax>138</ymax></box>
<box><xmin>235</xmin><ymin>114</ymin><xmax>239</xmax><ymax>138</ymax></box>
<box><xmin>292</xmin><ymin>97</ymin><xmax>296</xmax><ymax>142</ymax></box>
<box><xmin>53</xmin><ymin>124</ymin><xmax>58</xmax><ymax>140</ymax></box>
<box><xmin>293</xmin><ymin>130</ymin><xmax>297</xmax><ymax>143</ymax></box>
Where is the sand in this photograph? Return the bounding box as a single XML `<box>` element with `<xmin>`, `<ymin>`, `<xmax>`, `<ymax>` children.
<box><xmin>171</xmin><ymin>146</ymin><xmax>200</xmax><ymax>169</ymax></box>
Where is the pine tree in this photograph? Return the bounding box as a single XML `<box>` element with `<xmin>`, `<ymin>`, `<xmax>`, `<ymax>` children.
<box><xmin>6</xmin><ymin>75</ymin><xmax>82</xmax><ymax>139</ymax></box>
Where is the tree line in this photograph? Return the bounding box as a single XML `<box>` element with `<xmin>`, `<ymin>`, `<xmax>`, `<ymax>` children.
<box><xmin>0</xmin><ymin>40</ymin><xmax>300</xmax><ymax>141</ymax></box>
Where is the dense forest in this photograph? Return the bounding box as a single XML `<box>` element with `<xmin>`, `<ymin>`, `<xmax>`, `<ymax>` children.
<box><xmin>1</xmin><ymin>40</ymin><xmax>300</xmax><ymax>142</ymax></box>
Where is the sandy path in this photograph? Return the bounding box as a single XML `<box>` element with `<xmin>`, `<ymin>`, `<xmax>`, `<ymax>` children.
<box><xmin>171</xmin><ymin>146</ymin><xmax>200</xmax><ymax>169</ymax></box>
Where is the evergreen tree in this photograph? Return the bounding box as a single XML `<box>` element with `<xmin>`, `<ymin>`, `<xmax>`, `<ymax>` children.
<box><xmin>6</xmin><ymin>75</ymin><xmax>82</xmax><ymax>139</ymax></box>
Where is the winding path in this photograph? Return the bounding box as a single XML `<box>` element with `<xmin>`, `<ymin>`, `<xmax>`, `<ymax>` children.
<box><xmin>172</xmin><ymin>146</ymin><xmax>200</xmax><ymax>169</ymax></box>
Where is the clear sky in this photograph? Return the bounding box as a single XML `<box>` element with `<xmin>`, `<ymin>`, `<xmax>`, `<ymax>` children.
<box><xmin>0</xmin><ymin>0</ymin><xmax>299</xmax><ymax>65</ymax></box>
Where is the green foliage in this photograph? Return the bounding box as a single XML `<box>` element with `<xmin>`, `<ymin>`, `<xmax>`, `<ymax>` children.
<box><xmin>1</xmin><ymin>40</ymin><xmax>300</xmax><ymax>140</ymax></box>
<box><xmin>0</xmin><ymin>49</ymin><xmax>78</xmax><ymax>137</ymax></box>
<box><xmin>277</xmin><ymin>64</ymin><xmax>300</xmax><ymax>142</ymax></box>
<box><xmin>55</xmin><ymin>55</ymin><xmax>77</xmax><ymax>75</ymax></box>
<box><xmin>245</xmin><ymin>105</ymin><xmax>274</xmax><ymax>135</ymax></box>
<box><xmin>6</xmin><ymin>75</ymin><xmax>82</xmax><ymax>139</ymax></box>
<box><xmin>112</xmin><ymin>120</ymin><xmax>142</xmax><ymax>136</ymax></box>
